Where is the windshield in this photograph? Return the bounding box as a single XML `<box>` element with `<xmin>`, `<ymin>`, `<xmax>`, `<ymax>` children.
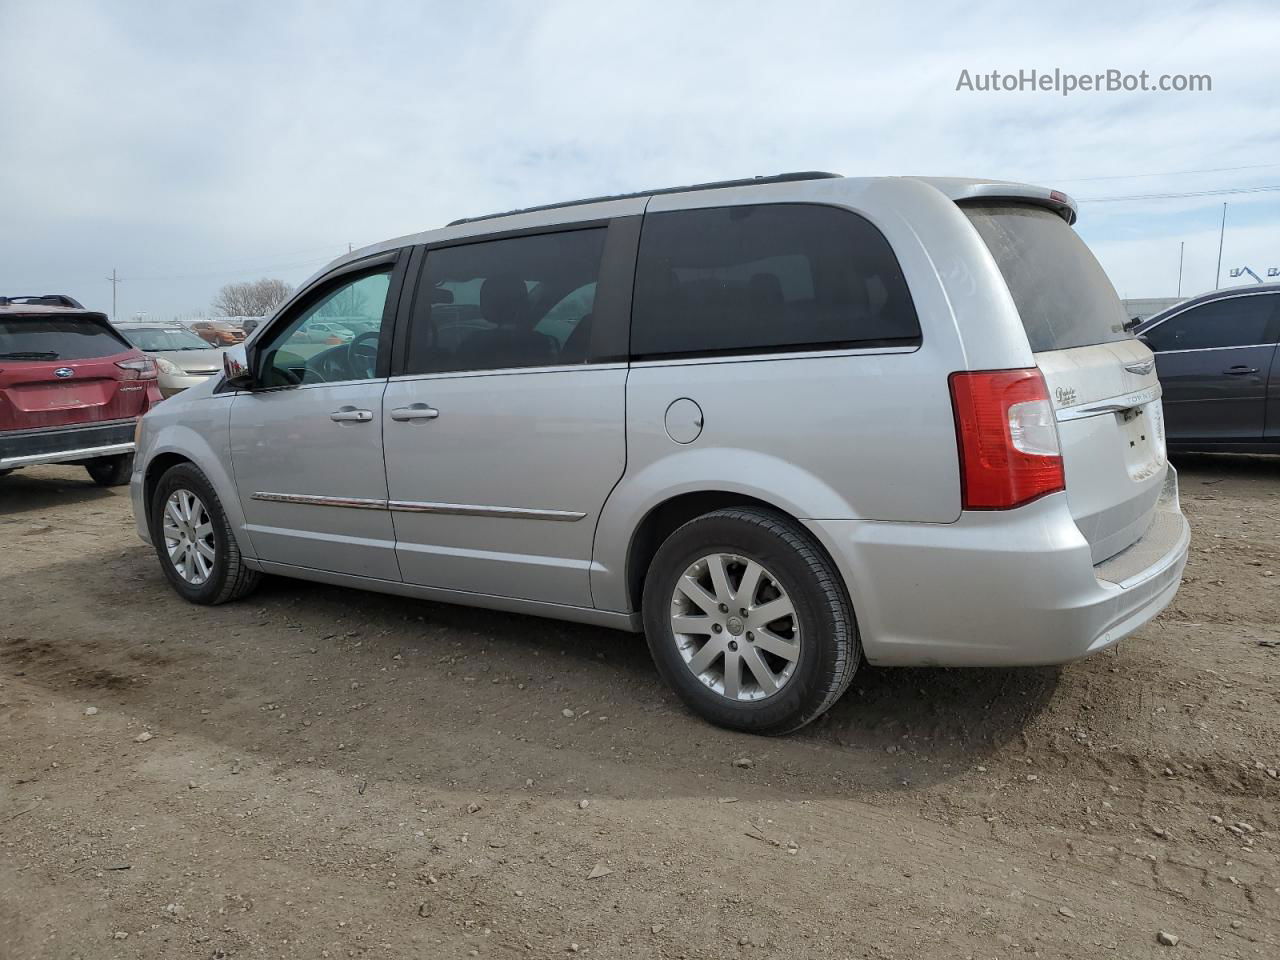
<box><xmin>123</xmin><ymin>327</ymin><xmax>212</xmax><ymax>351</ymax></box>
<box><xmin>0</xmin><ymin>315</ymin><xmax>131</xmax><ymax>360</ymax></box>
<box><xmin>962</xmin><ymin>202</ymin><xmax>1131</xmax><ymax>352</ymax></box>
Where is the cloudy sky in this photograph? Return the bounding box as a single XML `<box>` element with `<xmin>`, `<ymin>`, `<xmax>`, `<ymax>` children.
<box><xmin>2</xmin><ymin>0</ymin><xmax>1278</xmax><ymax>319</ymax></box>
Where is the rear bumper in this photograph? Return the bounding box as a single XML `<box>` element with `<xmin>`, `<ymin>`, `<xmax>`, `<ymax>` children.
<box><xmin>806</xmin><ymin>468</ymin><xmax>1190</xmax><ymax>667</ymax></box>
<box><xmin>0</xmin><ymin>419</ymin><xmax>136</xmax><ymax>470</ymax></box>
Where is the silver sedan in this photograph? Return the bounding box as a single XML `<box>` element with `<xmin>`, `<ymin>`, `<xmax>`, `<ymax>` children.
<box><xmin>114</xmin><ymin>323</ymin><xmax>226</xmax><ymax>397</ymax></box>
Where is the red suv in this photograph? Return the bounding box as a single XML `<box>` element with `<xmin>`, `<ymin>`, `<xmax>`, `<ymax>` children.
<box><xmin>0</xmin><ymin>296</ymin><xmax>162</xmax><ymax>486</ymax></box>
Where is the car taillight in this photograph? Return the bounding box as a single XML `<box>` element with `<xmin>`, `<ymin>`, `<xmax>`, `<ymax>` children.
<box><xmin>116</xmin><ymin>357</ymin><xmax>159</xmax><ymax>381</ymax></box>
<box><xmin>949</xmin><ymin>368</ymin><xmax>1064</xmax><ymax>510</ymax></box>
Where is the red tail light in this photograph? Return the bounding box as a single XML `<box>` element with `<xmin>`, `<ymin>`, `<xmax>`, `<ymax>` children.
<box><xmin>116</xmin><ymin>357</ymin><xmax>159</xmax><ymax>381</ymax></box>
<box><xmin>949</xmin><ymin>368</ymin><xmax>1064</xmax><ymax>510</ymax></box>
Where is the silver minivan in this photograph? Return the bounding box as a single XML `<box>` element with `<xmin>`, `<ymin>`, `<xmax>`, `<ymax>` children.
<box><xmin>131</xmin><ymin>172</ymin><xmax>1190</xmax><ymax>734</ymax></box>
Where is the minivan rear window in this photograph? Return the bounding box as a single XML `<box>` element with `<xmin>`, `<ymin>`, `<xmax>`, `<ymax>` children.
<box><xmin>0</xmin><ymin>314</ymin><xmax>130</xmax><ymax>360</ymax></box>
<box><xmin>962</xmin><ymin>202</ymin><xmax>1130</xmax><ymax>353</ymax></box>
<box><xmin>631</xmin><ymin>204</ymin><xmax>921</xmax><ymax>358</ymax></box>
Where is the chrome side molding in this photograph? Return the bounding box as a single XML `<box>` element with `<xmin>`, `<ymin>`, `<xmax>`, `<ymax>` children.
<box><xmin>251</xmin><ymin>492</ymin><xmax>584</xmax><ymax>522</ymax></box>
<box><xmin>387</xmin><ymin>500</ymin><xmax>585</xmax><ymax>522</ymax></box>
<box><xmin>250</xmin><ymin>492</ymin><xmax>386</xmax><ymax>510</ymax></box>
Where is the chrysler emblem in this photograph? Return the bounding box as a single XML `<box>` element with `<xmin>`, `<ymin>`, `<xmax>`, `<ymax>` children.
<box><xmin>1124</xmin><ymin>359</ymin><xmax>1155</xmax><ymax>376</ymax></box>
<box><xmin>53</xmin><ymin>367</ymin><xmax>74</xmax><ymax>378</ymax></box>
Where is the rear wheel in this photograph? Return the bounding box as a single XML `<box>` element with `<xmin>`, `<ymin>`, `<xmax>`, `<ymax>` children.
<box><xmin>642</xmin><ymin>507</ymin><xmax>860</xmax><ymax>735</ymax></box>
<box><xmin>85</xmin><ymin>453</ymin><xmax>133</xmax><ymax>487</ymax></box>
<box><xmin>149</xmin><ymin>462</ymin><xmax>261</xmax><ymax>605</ymax></box>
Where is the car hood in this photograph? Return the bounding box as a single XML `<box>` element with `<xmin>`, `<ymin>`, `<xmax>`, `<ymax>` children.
<box><xmin>148</xmin><ymin>347</ymin><xmax>226</xmax><ymax>372</ymax></box>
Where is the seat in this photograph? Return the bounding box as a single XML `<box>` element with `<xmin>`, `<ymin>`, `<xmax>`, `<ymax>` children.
<box><xmin>454</xmin><ymin>274</ymin><xmax>558</xmax><ymax>369</ymax></box>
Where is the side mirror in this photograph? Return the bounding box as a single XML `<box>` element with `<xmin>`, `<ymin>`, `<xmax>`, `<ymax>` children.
<box><xmin>222</xmin><ymin>343</ymin><xmax>255</xmax><ymax>390</ymax></box>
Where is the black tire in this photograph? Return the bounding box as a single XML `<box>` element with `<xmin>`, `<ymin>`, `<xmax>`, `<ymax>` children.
<box><xmin>642</xmin><ymin>507</ymin><xmax>860</xmax><ymax>735</ymax></box>
<box><xmin>149</xmin><ymin>462</ymin><xmax>261</xmax><ymax>605</ymax></box>
<box><xmin>85</xmin><ymin>453</ymin><xmax>134</xmax><ymax>486</ymax></box>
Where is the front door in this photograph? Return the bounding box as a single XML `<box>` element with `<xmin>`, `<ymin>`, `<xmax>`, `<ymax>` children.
<box><xmin>1143</xmin><ymin>292</ymin><xmax>1279</xmax><ymax>442</ymax></box>
<box><xmin>382</xmin><ymin>225</ymin><xmax>631</xmax><ymax>607</ymax></box>
<box><xmin>229</xmin><ymin>259</ymin><xmax>403</xmax><ymax>580</ymax></box>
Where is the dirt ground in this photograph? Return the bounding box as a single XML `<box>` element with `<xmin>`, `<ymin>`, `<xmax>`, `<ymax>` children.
<box><xmin>1</xmin><ymin>457</ymin><xmax>1277</xmax><ymax>960</ymax></box>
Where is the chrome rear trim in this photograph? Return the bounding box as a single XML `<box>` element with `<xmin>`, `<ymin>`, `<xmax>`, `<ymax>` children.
<box><xmin>1056</xmin><ymin>384</ymin><xmax>1161</xmax><ymax>422</ymax></box>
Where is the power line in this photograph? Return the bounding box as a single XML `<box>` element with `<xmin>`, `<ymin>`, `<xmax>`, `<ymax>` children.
<box><xmin>1050</xmin><ymin>161</ymin><xmax>1280</xmax><ymax>184</ymax></box>
<box><xmin>122</xmin><ymin>253</ymin><xmax>340</xmax><ymax>282</ymax></box>
<box><xmin>5</xmin><ymin>251</ymin><xmax>346</xmax><ymax>290</ymax></box>
<box><xmin>1077</xmin><ymin>183</ymin><xmax>1280</xmax><ymax>203</ymax></box>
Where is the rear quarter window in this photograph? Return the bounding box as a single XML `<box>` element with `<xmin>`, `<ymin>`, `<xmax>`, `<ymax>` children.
<box><xmin>0</xmin><ymin>314</ymin><xmax>131</xmax><ymax>360</ymax></box>
<box><xmin>962</xmin><ymin>202</ymin><xmax>1131</xmax><ymax>353</ymax></box>
<box><xmin>630</xmin><ymin>203</ymin><xmax>921</xmax><ymax>358</ymax></box>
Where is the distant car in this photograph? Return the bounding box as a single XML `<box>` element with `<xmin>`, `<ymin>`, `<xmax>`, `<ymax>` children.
<box><xmin>185</xmin><ymin>320</ymin><xmax>246</xmax><ymax>346</ymax></box>
<box><xmin>1</xmin><ymin>298</ymin><xmax>161</xmax><ymax>485</ymax></box>
<box><xmin>1135</xmin><ymin>284</ymin><xmax>1280</xmax><ymax>452</ymax></box>
<box><xmin>308</xmin><ymin>320</ymin><xmax>355</xmax><ymax>343</ymax></box>
<box><xmin>115</xmin><ymin>323</ymin><xmax>226</xmax><ymax>398</ymax></box>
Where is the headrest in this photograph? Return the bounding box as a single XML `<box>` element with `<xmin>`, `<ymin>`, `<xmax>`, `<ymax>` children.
<box><xmin>479</xmin><ymin>274</ymin><xmax>531</xmax><ymax>329</ymax></box>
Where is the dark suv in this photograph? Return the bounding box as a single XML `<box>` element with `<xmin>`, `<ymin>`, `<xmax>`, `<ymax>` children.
<box><xmin>0</xmin><ymin>297</ymin><xmax>162</xmax><ymax>485</ymax></box>
<box><xmin>1135</xmin><ymin>284</ymin><xmax>1280</xmax><ymax>452</ymax></box>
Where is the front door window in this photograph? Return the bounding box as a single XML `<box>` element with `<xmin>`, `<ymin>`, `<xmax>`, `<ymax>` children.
<box><xmin>258</xmin><ymin>271</ymin><xmax>392</xmax><ymax>386</ymax></box>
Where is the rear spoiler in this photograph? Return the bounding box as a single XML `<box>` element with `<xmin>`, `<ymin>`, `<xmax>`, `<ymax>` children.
<box><xmin>910</xmin><ymin>178</ymin><xmax>1078</xmax><ymax>225</ymax></box>
<box><xmin>0</xmin><ymin>294</ymin><xmax>85</xmax><ymax>308</ymax></box>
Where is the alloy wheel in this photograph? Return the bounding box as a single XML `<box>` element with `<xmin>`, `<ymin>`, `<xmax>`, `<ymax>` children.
<box><xmin>669</xmin><ymin>553</ymin><xmax>801</xmax><ymax>701</ymax></box>
<box><xmin>162</xmin><ymin>488</ymin><xmax>216</xmax><ymax>585</ymax></box>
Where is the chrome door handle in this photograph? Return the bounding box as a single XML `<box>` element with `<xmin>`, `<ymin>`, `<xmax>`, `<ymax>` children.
<box><xmin>330</xmin><ymin>407</ymin><xmax>373</xmax><ymax>423</ymax></box>
<box><xmin>390</xmin><ymin>403</ymin><xmax>440</xmax><ymax>422</ymax></box>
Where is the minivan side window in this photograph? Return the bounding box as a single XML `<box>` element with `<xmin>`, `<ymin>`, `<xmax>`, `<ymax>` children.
<box><xmin>1143</xmin><ymin>295</ymin><xmax>1277</xmax><ymax>352</ymax></box>
<box><xmin>258</xmin><ymin>269</ymin><xmax>392</xmax><ymax>387</ymax></box>
<box><xmin>630</xmin><ymin>204</ymin><xmax>920</xmax><ymax>359</ymax></box>
<box><xmin>405</xmin><ymin>229</ymin><xmax>607</xmax><ymax>375</ymax></box>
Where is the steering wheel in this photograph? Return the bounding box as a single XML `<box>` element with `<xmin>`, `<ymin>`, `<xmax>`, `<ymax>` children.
<box><xmin>345</xmin><ymin>330</ymin><xmax>381</xmax><ymax>380</ymax></box>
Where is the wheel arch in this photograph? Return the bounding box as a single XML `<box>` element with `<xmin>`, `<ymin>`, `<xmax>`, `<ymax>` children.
<box><xmin>144</xmin><ymin>451</ymin><xmax>194</xmax><ymax>517</ymax></box>
<box><xmin>620</xmin><ymin>490</ymin><xmax>851</xmax><ymax>617</ymax></box>
<box><xmin>138</xmin><ymin>418</ymin><xmax>254</xmax><ymax>559</ymax></box>
<box><xmin>591</xmin><ymin>447</ymin><xmax>859</xmax><ymax>615</ymax></box>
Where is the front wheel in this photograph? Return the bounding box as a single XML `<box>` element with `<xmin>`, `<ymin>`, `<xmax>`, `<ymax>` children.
<box><xmin>149</xmin><ymin>462</ymin><xmax>261</xmax><ymax>605</ymax></box>
<box><xmin>85</xmin><ymin>453</ymin><xmax>133</xmax><ymax>486</ymax></box>
<box><xmin>642</xmin><ymin>507</ymin><xmax>860</xmax><ymax>735</ymax></box>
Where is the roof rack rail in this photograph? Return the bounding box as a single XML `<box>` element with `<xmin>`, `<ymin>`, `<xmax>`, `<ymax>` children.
<box><xmin>0</xmin><ymin>294</ymin><xmax>85</xmax><ymax>308</ymax></box>
<box><xmin>447</xmin><ymin>171</ymin><xmax>843</xmax><ymax>227</ymax></box>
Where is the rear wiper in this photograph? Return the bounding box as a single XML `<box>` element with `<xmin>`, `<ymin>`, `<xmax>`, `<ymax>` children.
<box><xmin>0</xmin><ymin>350</ymin><xmax>60</xmax><ymax>359</ymax></box>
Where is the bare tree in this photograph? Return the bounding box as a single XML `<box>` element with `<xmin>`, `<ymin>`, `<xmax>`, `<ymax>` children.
<box><xmin>212</xmin><ymin>278</ymin><xmax>293</xmax><ymax>317</ymax></box>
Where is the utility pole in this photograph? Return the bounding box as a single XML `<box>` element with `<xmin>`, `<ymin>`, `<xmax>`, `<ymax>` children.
<box><xmin>1214</xmin><ymin>203</ymin><xmax>1227</xmax><ymax>290</ymax></box>
<box><xmin>106</xmin><ymin>268</ymin><xmax>121</xmax><ymax>321</ymax></box>
<box><xmin>1177</xmin><ymin>241</ymin><xmax>1184</xmax><ymax>297</ymax></box>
